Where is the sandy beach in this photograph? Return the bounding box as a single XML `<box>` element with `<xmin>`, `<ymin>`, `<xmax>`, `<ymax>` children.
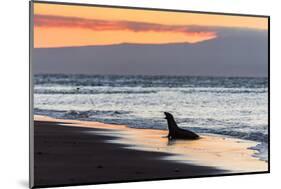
<box><xmin>32</xmin><ymin>115</ymin><xmax>268</xmax><ymax>187</ymax></box>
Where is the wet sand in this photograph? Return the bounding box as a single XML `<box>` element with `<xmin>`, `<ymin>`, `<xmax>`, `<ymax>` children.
<box><xmin>32</xmin><ymin>115</ymin><xmax>267</xmax><ymax>187</ymax></box>
<box><xmin>32</xmin><ymin>120</ymin><xmax>221</xmax><ymax>187</ymax></box>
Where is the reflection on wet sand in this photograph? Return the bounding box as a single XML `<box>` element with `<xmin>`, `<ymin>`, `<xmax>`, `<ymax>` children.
<box><xmin>35</xmin><ymin>115</ymin><xmax>267</xmax><ymax>173</ymax></box>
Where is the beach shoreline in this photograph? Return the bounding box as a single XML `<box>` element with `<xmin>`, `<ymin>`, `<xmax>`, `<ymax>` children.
<box><xmin>32</xmin><ymin>115</ymin><xmax>268</xmax><ymax>187</ymax></box>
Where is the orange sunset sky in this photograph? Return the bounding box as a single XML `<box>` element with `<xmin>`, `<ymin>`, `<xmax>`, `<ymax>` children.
<box><xmin>33</xmin><ymin>2</ymin><xmax>268</xmax><ymax>48</ymax></box>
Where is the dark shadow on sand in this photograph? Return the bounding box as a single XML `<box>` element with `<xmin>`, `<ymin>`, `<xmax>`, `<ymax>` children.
<box><xmin>32</xmin><ymin>120</ymin><xmax>225</xmax><ymax>187</ymax></box>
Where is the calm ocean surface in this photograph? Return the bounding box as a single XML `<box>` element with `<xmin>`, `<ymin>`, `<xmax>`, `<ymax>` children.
<box><xmin>34</xmin><ymin>74</ymin><xmax>268</xmax><ymax>160</ymax></box>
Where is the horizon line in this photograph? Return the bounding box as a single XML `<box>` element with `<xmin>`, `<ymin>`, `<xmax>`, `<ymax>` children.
<box><xmin>34</xmin><ymin>73</ymin><xmax>268</xmax><ymax>79</ymax></box>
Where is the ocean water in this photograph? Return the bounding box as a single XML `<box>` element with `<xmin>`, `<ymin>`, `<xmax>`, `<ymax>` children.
<box><xmin>33</xmin><ymin>74</ymin><xmax>268</xmax><ymax>161</ymax></box>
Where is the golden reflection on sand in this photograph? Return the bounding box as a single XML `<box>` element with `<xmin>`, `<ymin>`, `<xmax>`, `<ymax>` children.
<box><xmin>34</xmin><ymin>115</ymin><xmax>267</xmax><ymax>172</ymax></box>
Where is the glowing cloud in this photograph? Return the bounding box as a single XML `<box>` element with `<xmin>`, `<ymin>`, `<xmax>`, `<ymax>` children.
<box><xmin>34</xmin><ymin>14</ymin><xmax>216</xmax><ymax>38</ymax></box>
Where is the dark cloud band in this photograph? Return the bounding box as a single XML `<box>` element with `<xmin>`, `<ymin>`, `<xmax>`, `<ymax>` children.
<box><xmin>34</xmin><ymin>14</ymin><xmax>216</xmax><ymax>37</ymax></box>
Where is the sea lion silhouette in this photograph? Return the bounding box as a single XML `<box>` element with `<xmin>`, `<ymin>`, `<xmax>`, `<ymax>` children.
<box><xmin>164</xmin><ymin>112</ymin><xmax>199</xmax><ymax>140</ymax></box>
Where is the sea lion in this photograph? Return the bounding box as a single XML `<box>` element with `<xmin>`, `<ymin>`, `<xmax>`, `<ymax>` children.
<box><xmin>164</xmin><ymin>112</ymin><xmax>199</xmax><ymax>140</ymax></box>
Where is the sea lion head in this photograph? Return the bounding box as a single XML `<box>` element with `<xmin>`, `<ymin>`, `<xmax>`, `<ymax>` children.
<box><xmin>164</xmin><ymin>112</ymin><xmax>173</xmax><ymax>119</ymax></box>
